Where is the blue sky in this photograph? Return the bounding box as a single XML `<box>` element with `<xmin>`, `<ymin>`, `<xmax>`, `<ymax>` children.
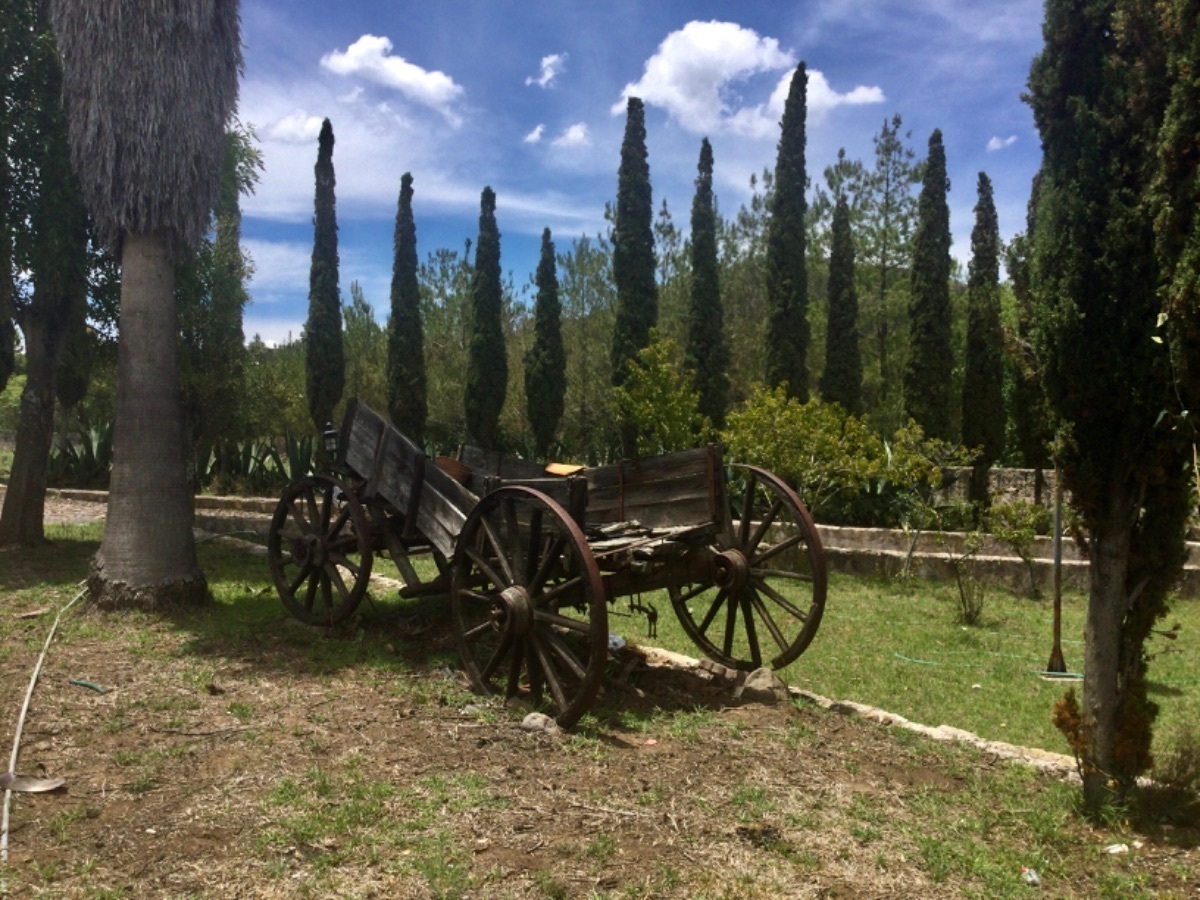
<box><xmin>237</xmin><ymin>1</ymin><xmax>1046</xmax><ymax>345</ymax></box>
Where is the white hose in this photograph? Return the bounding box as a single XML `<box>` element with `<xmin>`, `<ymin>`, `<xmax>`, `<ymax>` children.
<box><xmin>1</xmin><ymin>584</ymin><xmax>87</xmax><ymax>864</ymax></box>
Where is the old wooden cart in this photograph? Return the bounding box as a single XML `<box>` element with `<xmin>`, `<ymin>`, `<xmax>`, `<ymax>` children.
<box><xmin>268</xmin><ymin>399</ymin><xmax>827</xmax><ymax>727</ymax></box>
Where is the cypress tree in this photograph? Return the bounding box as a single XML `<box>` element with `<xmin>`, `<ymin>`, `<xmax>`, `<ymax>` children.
<box><xmin>685</xmin><ymin>138</ymin><xmax>729</xmax><ymax>428</ymax></box>
<box><xmin>464</xmin><ymin>186</ymin><xmax>506</xmax><ymax>449</ymax></box>
<box><xmin>305</xmin><ymin>118</ymin><xmax>344</xmax><ymax>436</ymax></box>
<box><xmin>819</xmin><ymin>194</ymin><xmax>862</xmax><ymax>414</ymax></box>
<box><xmin>961</xmin><ymin>172</ymin><xmax>1005</xmax><ymax>509</ymax></box>
<box><xmin>611</xmin><ymin>97</ymin><xmax>657</xmax><ymax>457</ymax></box>
<box><xmin>1027</xmin><ymin>0</ymin><xmax>1194</xmax><ymax>807</ymax></box>
<box><xmin>765</xmin><ymin>63</ymin><xmax>809</xmax><ymax>400</ymax></box>
<box><xmin>903</xmin><ymin>129</ymin><xmax>953</xmax><ymax>441</ymax></box>
<box><xmin>525</xmin><ymin>227</ymin><xmax>566</xmax><ymax>459</ymax></box>
<box><xmin>387</xmin><ymin>172</ymin><xmax>427</xmax><ymax>443</ymax></box>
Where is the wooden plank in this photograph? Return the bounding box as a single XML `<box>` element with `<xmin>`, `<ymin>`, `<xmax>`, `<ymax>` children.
<box><xmin>457</xmin><ymin>445</ymin><xmax>546</xmax><ymax>480</ymax></box>
<box><xmin>584</xmin><ymin>445</ymin><xmax>724</xmax><ymax>529</ymax></box>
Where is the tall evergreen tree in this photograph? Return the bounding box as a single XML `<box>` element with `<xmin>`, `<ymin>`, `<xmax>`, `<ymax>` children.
<box><xmin>610</xmin><ymin>97</ymin><xmax>657</xmax><ymax>457</ymax></box>
<box><xmin>305</xmin><ymin>118</ymin><xmax>344</xmax><ymax>437</ymax></box>
<box><xmin>465</xmin><ymin>186</ymin><xmax>506</xmax><ymax>449</ymax></box>
<box><xmin>903</xmin><ymin>129</ymin><xmax>953</xmax><ymax>441</ymax></box>
<box><xmin>961</xmin><ymin>172</ymin><xmax>1005</xmax><ymax>509</ymax></box>
<box><xmin>857</xmin><ymin>116</ymin><xmax>922</xmax><ymax>431</ymax></box>
<box><xmin>685</xmin><ymin>138</ymin><xmax>729</xmax><ymax>428</ymax></box>
<box><xmin>1027</xmin><ymin>0</ymin><xmax>1195</xmax><ymax>808</ymax></box>
<box><xmin>819</xmin><ymin>194</ymin><xmax>862</xmax><ymax>413</ymax></box>
<box><xmin>765</xmin><ymin>63</ymin><xmax>810</xmax><ymax>399</ymax></box>
<box><xmin>0</xmin><ymin>1</ymin><xmax>89</xmax><ymax>546</ymax></box>
<box><xmin>50</xmin><ymin>0</ymin><xmax>240</xmax><ymax>605</ymax></box>
<box><xmin>1005</xmin><ymin>172</ymin><xmax>1053</xmax><ymax>497</ymax></box>
<box><xmin>387</xmin><ymin>172</ymin><xmax>427</xmax><ymax>442</ymax></box>
<box><xmin>525</xmin><ymin>227</ymin><xmax>566</xmax><ymax>458</ymax></box>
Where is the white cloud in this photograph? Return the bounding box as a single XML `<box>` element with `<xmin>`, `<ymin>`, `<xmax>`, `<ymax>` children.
<box><xmin>526</xmin><ymin>53</ymin><xmax>567</xmax><ymax>88</ymax></box>
<box><xmin>524</xmin><ymin>124</ymin><xmax>545</xmax><ymax>144</ymax></box>
<box><xmin>611</xmin><ymin>21</ymin><xmax>794</xmax><ymax>134</ymax></box>
<box><xmin>804</xmin><ymin>70</ymin><xmax>884</xmax><ymax>121</ymax></box>
<box><xmin>262</xmin><ymin>109</ymin><xmax>324</xmax><ymax>144</ymax></box>
<box><xmin>320</xmin><ymin>35</ymin><xmax>464</xmax><ymax>124</ymax></box>
<box><xmin>987</xmin><ymin>134</ymin><xmax>1018</xmax><ymax>151</ymax></box>
<box><xmin>552</xmin><ymin>123</ymin><xmax>590</xmax><ymax>147</ymax></box>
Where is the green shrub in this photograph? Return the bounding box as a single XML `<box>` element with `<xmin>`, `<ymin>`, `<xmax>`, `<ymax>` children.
<box><xmin>611</xmin><ymin>336</ymin><xmax>710</xmax><ymax>457</ymax></box>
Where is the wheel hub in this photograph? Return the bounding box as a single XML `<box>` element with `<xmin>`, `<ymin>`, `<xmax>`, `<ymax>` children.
<box><xmin>711</xmin><ymin>548</ymin><xmax>751</xmax><ymax>591</ymax></box>
<box><xmin>291</xmin><ymin>534</ymin><xmax>326</xmax><ymax>568</ymax></box>
<box><xmin>492</xmin><ymin>585</ymin><xmax>534</xmax><ymax>636</ymax></box>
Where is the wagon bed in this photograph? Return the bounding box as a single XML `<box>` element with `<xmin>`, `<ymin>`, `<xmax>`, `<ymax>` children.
<box><xmin>269</xmin><ymin>399</ymin><xmax>826</xmax><ymax>726</ymax></box>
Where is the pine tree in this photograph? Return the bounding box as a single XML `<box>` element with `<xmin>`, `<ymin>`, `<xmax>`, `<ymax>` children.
<box><xmin>685</xmin><ymin>138</ymin><xmax>729</xmax><ymax>428</ymax></box>
<box><xmin>387</xmin><ymin>172</ymin><xmax>427</xmax><ymax>443</ymax></box>
<box><xmin>961</xmin><ymin>172</ymin><xmax>1005</xmax><ymax>509</ymax></box>
<box><xmin>903</xmin><ymin>129</ymin><xmax>953</xmax><ymax>441</ymax></box>
<box><xmin>765</xmin><ymin>63</ymin><xmax>809</xmax><ymax>399</ymax></box>
<box><xmin>525</xmin><ymin>228</ymin><xmax>566</xmax><ymax>459</ymax></box>
<box><xmin>305</xmin><ymin>118</ymin><xmax>344</xmax><ymax>437</ymax></box>
<box><xmin>465</xmin><ymin>186</ymin><xmax>506</xmax><ymax>449</ymax></box>
<box><xmin>1027</xmin><ymin>0</ymin><xmax>1195</xmax><ymax>808</ymax></box>
<box><xmin>819</xmin><ymin>194</ymin><xmax>862</xmax><ymax>413</ymax></box>
<box><xmin>611</xmin><ymin>97</ymin><xmax>657</xmax><ymax>456</ymax></box>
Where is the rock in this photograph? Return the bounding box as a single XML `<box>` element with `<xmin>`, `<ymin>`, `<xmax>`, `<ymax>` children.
<box><xmin>734</xmin><ymin>667</ymin><xmax>790</xmax><ymax>705</ymax></box>
<box><xmin>520</xmin><ymin>712</ymin><xmax>561</xmax><ymax>736</ymax></box>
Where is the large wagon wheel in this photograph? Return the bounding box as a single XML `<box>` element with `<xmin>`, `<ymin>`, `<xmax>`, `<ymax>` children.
<box><xmin>268</xmin><ymin>475</ymin><xmax>373</xmax><ymax>625</ymax></box>
<box><xmin>669</xmin><ymin>464</ymin><xmax>826</xmax><ymax>671</ymax></box>
<box><xmin>451</xmin><ymin>486</ymin><xmax>607</xmax><ymax>728</ymax></box>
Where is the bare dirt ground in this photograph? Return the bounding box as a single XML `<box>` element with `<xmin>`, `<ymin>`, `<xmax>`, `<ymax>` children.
<box><xmin>0</xmin><ymin>493</ymin><xmax>1196</xmax><ymax>898</ymax></box>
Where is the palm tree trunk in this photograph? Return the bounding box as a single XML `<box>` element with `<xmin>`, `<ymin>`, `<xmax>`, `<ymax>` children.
<box><xmin>90</xmin><ymin>231</ymin><xmax>206</xmax><ymax>608</ymax></box>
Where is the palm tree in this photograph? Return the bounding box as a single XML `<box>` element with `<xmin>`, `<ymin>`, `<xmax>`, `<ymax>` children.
<box><xmin>49</xmin><ymin>0</ymin><xmax>241</xmax><ymax>607</ymax></box>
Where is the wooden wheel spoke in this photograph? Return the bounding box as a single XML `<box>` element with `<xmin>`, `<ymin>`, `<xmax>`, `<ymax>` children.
<box><xmin>529</xmin><ymin>535</ymin><xmax>566</xmax><ymax>595</ymax></box>
<box><xmin>722</xmin><ymin>587</ymin><xmax>739</xmax><ymax>657</ymax></box>
<box><xmin>460</xmin><ymin>588</ymin><xmax>495</xmax><ymax>606</ymax></box>
<box><xmin>287</xmin><ymin>562</ymin><xmax>315</xmax><ymax>596</ymax></box>
<box><xmin>525</xmin><ymin>508</ymin><xmax>544</xmax><ymax>584</ymax></box>
<box><xmin>319</xmin><ymin>571</ymin><xmax>333</xmax><ymax>610</ymax></box>
<box><xmin>530</xmin><ymin>633</ymin><xmax>570</xmax><ymax>711</ymax></box>
<box><xmin>502</xmin><ymin>498</ymin><xmax>522</xmax><ymax>583</ymax></box>
<box><xmin>752</xmin><ymin>533</ymin><xmax>803</xmax><ymax>568</ymax></box>
<box><xmin>532</xmin><ymin>609</ymin><xmax>592</xmax><ymax>635</ymax></box>
<box><xmin>326</xmin><ymin>505</ymin><xmax>352</xmax><ymax>541</ymax></box>
<box><xmin>751</xmin><ymin>575</ymin><xmax>809</xmax><ymax>621</ymax></box>
<box><xmin>289</xmin><ymin>500</ymin><xmax>314</xmax><ymax>536</ymax></box>
<box><xmin>673</xmin><ymin>582</ymin><xmax>710</xmax><ymax>606</ymax></box>
<box><xmin>303</xmin><ymin>488</ymin><xmax>319</xmax><ymax>531</ymax></box>
<box><xmin>747</xmin><ymin>587</ymin><xmax>791</xmax><ymax>653</ymax></box>
<box><xmin>478</xmin><ymin>516</ymin><xmax>515</xmax><ymax>585</ymax></box>
<box><xmin>544</xmin><ymin>629</ymin><xmax>589</xmax><ymax>680</ymax></box>
<box><xmin>506</xmin><ymin>637</ymin><xmax>524</xmax><ymax>698</ymax></box>
<box><xmin>463</xmin><ymin>618</ymin><xmax>497</xmax><ymax>642</ymax></box>
<box><xmin>325</xmin><ymin>552</ymin><xmax>361</xmax><ymax>577</ymax></box>
<box><xmin>532</xmin><ymin>575</ymin><xmax>584</xmax><ymax>609</ymax></box>
<box><xmin>740</xmin><ymin>590</ymin><xmax>762</xmax><ymax>667</ymax></box>
<box><xmin>696</xmin><ymin>588</ymin><xmax>729</xmax><ymax>637</ymax></box>
<box><xmin>746</xmin><ymin>499</ymin><xmax>783</xmax><ymax>554</ymax></box>
<box><xmin>303</xmin><ymin>571</ymin><xmax>320</xmax><ymax>611</ymax></box>
<box><xmin>738</xmin><ymin>473</ymin><xmax>757</xmax><ymax>545</ymax></box>
<box><xmin>479</xmin><ymin>632</ymin><xmax>513</xmax><ymax>682</ymax></box>
<box><xmin>326</xmin><ymin>563</ymin><xmax>350</xmax><ymax>599</ymax></box>
<box><xmin>465</xmin><ymin>546</ymin><xmax>509</xmax><ymax>591</ymax></box>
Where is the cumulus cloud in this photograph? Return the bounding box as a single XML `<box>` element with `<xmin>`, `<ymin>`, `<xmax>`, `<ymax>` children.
<box><xmin>526</xmin><ymin>53</ymin><xmax>567</xmax><ymax>88</ymax></box>
<box><xmin>262</xmin><ymin>110</ymin><xmax>324</xmax><ymax>144</ymax></box>
<box><xmin>320</xmin><ymin>35</ymin><xmax>464</xmax><ymax>123</ymax></box>
<box><xmin>524</xmin><ymin>124</ymin><xmax>546</xmax><ymax>144</ymax></box>
<box><xmin>987</xmin><ymin>134</ymin><xmax>1018</xmax><ymax>151</ymax></box>
<box><xmin>552</xmin><ymin>123</ymin><xmax>589</xmax><ymax>147</ymax></box>
<box><xmin>612</xmin><ymin>21</ymin><xmax>794</xmax><ymax>134</ymax></box>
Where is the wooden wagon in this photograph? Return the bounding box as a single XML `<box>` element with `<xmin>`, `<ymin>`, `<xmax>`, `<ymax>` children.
<box><xmin>268</xmin><ymin>399</ymin><xmax>827</xmax><ymax>727</ymax></box>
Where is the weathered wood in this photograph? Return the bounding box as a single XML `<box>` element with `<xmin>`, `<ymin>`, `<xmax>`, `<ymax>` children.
<box><xmin>338</xmin><ymin>400</ymin><xmax>478</xmax><ymax>560</ymax></box>
<box><xmin>456</xmin><ymin>444</ymin><xmax>547</xmax><ymax>495</ymax></box>
<box><xmin>585</xmin><ymin>445</ymin><xmax>724</xmax><ymax>530</ymax></box>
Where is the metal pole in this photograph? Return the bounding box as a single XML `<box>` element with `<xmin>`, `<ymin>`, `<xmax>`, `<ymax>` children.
<box><xmin>1047</xmin><ymin>464</ymin><xmax>1067</xmax><ymax>673</ymax></box>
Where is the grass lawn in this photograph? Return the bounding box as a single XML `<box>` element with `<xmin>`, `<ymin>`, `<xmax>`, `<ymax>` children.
<box><xmin>0</xmin><ymin>525</ymin><xmax>1196</xmax><ymax>897</ymax></box>
<box><xmin>627</xmin><ymin>571</ymin><xmax>1200</xmax><ymax>773</ymax></box>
